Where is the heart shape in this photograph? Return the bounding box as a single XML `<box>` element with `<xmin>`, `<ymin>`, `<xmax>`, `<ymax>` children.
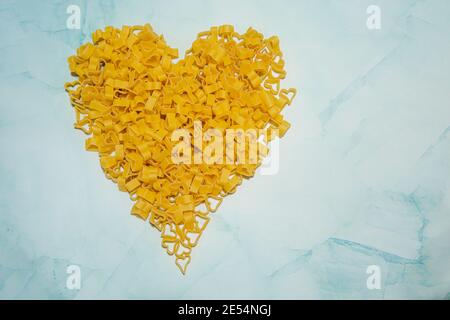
<box><xmin>65</xmin><ymin>24</ymin><xmax>296</xmax><ymax>274</ymax></box>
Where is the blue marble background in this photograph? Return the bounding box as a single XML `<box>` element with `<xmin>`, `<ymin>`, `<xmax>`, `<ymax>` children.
<box><xmin>0</xmin><ymin>0</ymin><xmax>449</xmax><ymax>299</ymax></box>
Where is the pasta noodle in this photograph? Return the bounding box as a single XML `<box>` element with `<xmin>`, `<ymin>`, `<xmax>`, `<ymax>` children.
<box><xmin>65</xmin><ymin>24</ymin><xmax>296</xmax><ymax>274</ymax></box>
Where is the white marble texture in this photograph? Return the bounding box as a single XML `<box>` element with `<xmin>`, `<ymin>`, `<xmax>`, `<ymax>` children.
<box><xmin>0</xmin><ymin>0</ymin><xmax>449</xmax><ymax>299</ymax></box>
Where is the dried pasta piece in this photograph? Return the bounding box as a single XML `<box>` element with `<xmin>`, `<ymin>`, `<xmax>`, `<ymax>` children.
<box><xmin>65</xmin><ymin>24</ymin><xmax>297</xmax><ymax>275</ymax></box>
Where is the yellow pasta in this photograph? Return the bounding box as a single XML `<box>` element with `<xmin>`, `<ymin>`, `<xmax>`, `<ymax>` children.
<box><xmin>65</xmin><ymin>24</ymin><xmax>296</xmax><ymax>274</ymax></box>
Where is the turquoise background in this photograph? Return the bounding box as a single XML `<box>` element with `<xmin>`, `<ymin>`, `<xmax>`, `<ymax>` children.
<box><xmin>1</xmin><ymin>0</ymin><xmax>450</xmax><ymax>299</ymax></box>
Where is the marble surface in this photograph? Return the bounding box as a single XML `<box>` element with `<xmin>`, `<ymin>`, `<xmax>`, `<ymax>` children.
<box><xmin>0</xmin><ymin>0</ymin><xmax>449</xmax><ymax>299</ymax></box>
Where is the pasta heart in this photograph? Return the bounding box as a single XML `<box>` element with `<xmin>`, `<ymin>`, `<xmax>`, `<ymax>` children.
<box><xmin>65</xmin><ymin>24</ymin><xmax>296</xmax><ymax>274</ymax></box>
